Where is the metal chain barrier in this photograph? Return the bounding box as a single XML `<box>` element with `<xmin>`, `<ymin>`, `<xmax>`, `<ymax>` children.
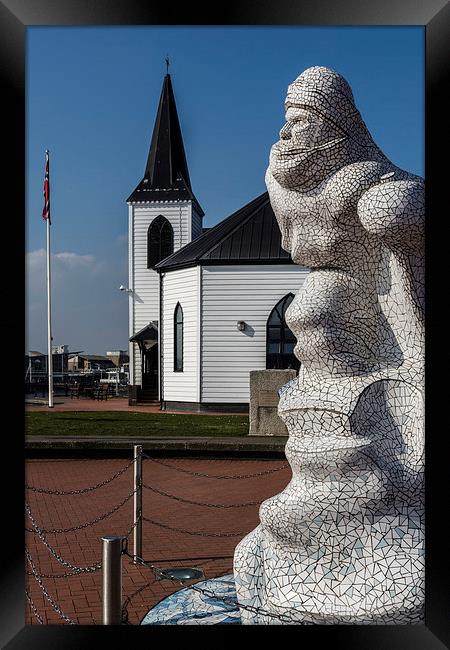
<box><xmin>25</xmin><ymin>454</ymin><xmax>138</xmax><ymax>626</ymax></box>
<box><xmin>142</xmin><ymin>453</ymin><xmax>288</xmax><ymax>479</ymax></box>
<box><xmin>190</xmin><ymin>583</ymin><xmax>302</xmax><ymax>624</ymax></box>
<box><xmin>125</xmin><ymin>557</ymin><xmax>301</xmax><ymax>626</ymax></box>
<box><xmin>26</xmin><ymin>567</ymin><xmax>99</xmax><ymax>579</ymax></box>
<box><xmin>25</xmin><ymin>489</ymin><xmax>136</xmax><ymax>534</ymax></box>
<box><xmin>26</xmin><ymin>459</ymin><xmax>134</xmax><ymax>495</ymax></box>
<box><xmin>142</xmin><ymin>481</ymin><xmax>262</xmax><ymax>508</ymax></box>
<box><xmin>124</xmin><ymin>519</ymin><xmax>138</xmax><ymax>540</ymax></box>
<box><xmin>121</xmin><ymin>573</ymin><xmax>157</xmax><ymax>625</ymax></box>
<box><xmin>123</xmin><ymin>550</ymin><xmax>155</xmax><ymax>571</ymax></box>
<box><xmin>26</xmin><ymin>450</ymin><xmax>290</xmax><ymax>625</ymax></box>
<box><xmin>143</xmin><ymin>515</ymin><xmax>246</xmax><ymax>538</ymax></box>
<box><xmin>26</xmin><ymin>548</ymin><xmax>76</xmax><ymax>625</ymax></box>
<box><xmin>27</xmin><ymin>457</ymin><xmax>115</xmax><ymax>463</ymax></box>
<box><xmin>125</xmin><ymin>550</ymin><xmax>234</xmax><ymax>564</ymax></box>
<box><xmin>25</xmin><ymin>503</ymin><xmax>102</xmax><ymax>572</ymax></box>
<box><xmin>25</xmin><ymin>588</ymin><xmax>44</xmax><ymax>624</ymax></box>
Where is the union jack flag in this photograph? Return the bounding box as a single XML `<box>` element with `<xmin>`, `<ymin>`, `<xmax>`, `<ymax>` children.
<box><xmin>42</xmin><ymin>150</ymin><xmax>50</xmax><ymax>223</ymax></box>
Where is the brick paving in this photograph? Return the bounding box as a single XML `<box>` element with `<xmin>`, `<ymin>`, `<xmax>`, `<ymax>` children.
<box><xmin>25</xmin><ymin>396</ymin><xmax>247</xmax><ymax>415</ymax></box>
<box><xmin>25</xmin><ymin>456</ymin><xmax>291</xmax><ymax>625</ymax></box>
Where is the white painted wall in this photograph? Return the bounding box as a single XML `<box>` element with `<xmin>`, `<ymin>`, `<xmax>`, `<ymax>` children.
<box><xmin>128</xmin><ymin>200</ymin><xmax>192</xmax><ymax>386</ymax></box>
<box><xmin>161</xmin><ymin>267</ymin><xmax>200</xmax><ymax>402</ymax></box>
<box><xmin>201</xmin><ymin>264</ymin><xmax>309</xmax><ymax>403</ymax></box>
<box><xmin>128</xmin><ymin>204</ymin><xmax>136</xmax><ymax>385</ymax></box>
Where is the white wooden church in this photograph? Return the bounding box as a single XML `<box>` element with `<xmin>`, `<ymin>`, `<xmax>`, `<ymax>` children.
<box><xmin>127</xmin><ymin>73</ymin><xmax>309</xmax><ymax>411</ymax></box>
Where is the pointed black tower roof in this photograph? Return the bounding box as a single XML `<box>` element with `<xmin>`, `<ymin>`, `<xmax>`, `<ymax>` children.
<box><xmin>127</xmin><ymin>74</ymin><xmax>204</xmax><ymax>216</ymax></box>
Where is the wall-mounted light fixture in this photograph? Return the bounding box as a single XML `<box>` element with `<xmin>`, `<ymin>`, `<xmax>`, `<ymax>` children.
<box><xmin>237</xmin><ymin>320</ymin><xmax>246</xmax><ymax>331</ymax></box>
<box><xmin>119</xmin><ymin>285</ymin><xmax>133</xmax><ymax>294</ymax></box>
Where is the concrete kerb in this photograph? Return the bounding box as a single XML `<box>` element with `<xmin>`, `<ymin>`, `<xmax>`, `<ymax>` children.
<box><xmin>25</xmin><ymin>436</ymin><xmax>288</xmax><ymax>459</ymax></box>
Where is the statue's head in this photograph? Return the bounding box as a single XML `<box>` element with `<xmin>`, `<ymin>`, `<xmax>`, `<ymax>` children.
<box><xmin>268</xmin><ymin>66</ymin><xmax>375</xmax><ymax>191</ymax></box>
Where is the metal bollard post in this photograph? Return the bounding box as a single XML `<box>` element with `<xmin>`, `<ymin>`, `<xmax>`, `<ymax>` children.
<box><xmin>102</xmin><ymin>535</ymin><xmax>124</xmax><ymax>625</ymax></box>
<box><xmin>133</xmin><ymin>445</ymin><xmax>142</xmax><ymax>563</ymax></box>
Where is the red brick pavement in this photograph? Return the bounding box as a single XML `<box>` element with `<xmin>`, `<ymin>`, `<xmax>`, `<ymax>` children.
<box><xmin>25</xmin><ymin>396</ymin><xmax>247</xmax><ymax>415</ymax></box>
<box><xmin>25</xmin><ymin>456</ymin><xmax>291</xmax><ymax>625</ymax></box>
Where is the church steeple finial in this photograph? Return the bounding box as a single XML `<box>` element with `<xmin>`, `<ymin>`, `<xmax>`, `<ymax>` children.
<box><xmin>165</xmin><ymin>55</ymin><xmax>170</xmax><ymax>75</ymax></box>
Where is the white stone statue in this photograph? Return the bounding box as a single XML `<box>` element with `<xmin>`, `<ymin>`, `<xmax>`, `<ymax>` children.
<box><xmin>234</xmin><ymin>66</ymin><xmax>424</xmax><ymax>624</ymax></box>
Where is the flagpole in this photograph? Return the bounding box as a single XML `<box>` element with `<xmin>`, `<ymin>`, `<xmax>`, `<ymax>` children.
<box><xmin>45</xmin><ymin>150</ymin><xmax>54</xmax><ymax>408</ymax></box>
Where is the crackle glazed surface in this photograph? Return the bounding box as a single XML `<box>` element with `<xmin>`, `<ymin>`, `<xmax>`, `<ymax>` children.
<box><xmin>233</xmin><ymin>66</ymin><xmax>424</xmax><ymax>625</ymax></box>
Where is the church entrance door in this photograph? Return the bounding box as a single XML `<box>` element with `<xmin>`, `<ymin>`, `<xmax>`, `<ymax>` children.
<box><xmin>130</xmin><ymin>322</ymin><xmax>159</xmax><ymax>403</ymax></box>
<box><xmin>142</xmin><ymin>342</ymin><xmax>158</xmax><ymax>399</ymax></box>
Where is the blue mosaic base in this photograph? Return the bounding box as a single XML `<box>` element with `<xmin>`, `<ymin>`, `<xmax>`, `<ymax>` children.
<box><xmin>141</xmin><ymin>574</ymin><xmax>241</xmax><ymax>625</ymax></box>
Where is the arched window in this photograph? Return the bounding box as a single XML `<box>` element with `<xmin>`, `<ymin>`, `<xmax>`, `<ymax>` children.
<box><xmin>266</xmin><ymin>293</ymin><xmax>300</xmax><ymax>371</ymax></box>
<box><xmin>174</xmin><ymin>303</ymin><xmax>183</xmax><ymax>372</ymax></box>
<box><xmin>147</xmin><ymin>216</ymin><xmax>174</xmax><ymax>268</ymax></box>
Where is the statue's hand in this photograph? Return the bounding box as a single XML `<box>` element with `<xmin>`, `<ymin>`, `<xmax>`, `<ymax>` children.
<box><xmin>357</xmin><ymin>177</ymin><xmax>424</xmax><ymax>253</ymax></box>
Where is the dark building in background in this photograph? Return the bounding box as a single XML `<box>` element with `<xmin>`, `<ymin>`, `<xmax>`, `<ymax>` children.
<box><xmin>106</xmin><ymin>350</ymin><xmax>129</xmax><ymax>368</ymax></box>
<box><xmin>67</xmin><ymin>354</ymin><xmax>116</xmax><ymax>372</ymax></box>
<box><xmin>25</xmin><ymin>345</ymin><xmax>71</xmax><ymax>377</ymax></box>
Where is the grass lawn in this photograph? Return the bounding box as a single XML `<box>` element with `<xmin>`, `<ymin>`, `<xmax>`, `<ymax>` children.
<box><xmin>25</xmin><ymin>411</ymin><xmax>249</xmax><ymax>437</ymax></box>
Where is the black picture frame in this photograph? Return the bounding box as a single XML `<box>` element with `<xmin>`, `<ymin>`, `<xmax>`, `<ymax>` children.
<box><xmin>3</xmin><ymin>1</ymin><xmax>448</xmax><ymax>647</ymax></box>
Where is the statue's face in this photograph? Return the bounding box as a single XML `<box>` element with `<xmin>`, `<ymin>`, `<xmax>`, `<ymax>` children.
<box><xmin>268</xmin><ymin>103</ymin><xmax>348</xmax><ymax>190</ymax></box>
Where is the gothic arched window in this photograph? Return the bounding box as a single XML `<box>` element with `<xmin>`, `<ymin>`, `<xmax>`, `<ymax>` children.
<box><xmin>174</xmin><ymin>303</ymin><xmax>183</xmax><ymax>372</ymax></box>
<box><xmin>266</xmin><ymin>293</ymin><xmax>300</xmax><ymax>371</ymax></box>
<box><xmin>147</xmin><ymin>216</ymin><xmax>174</xmax><ymax>268</ymax></box>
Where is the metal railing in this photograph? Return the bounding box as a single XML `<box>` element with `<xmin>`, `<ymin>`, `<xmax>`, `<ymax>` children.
<box><xmin>25</xmin><ymin>447</ymin><xmax>290</xmax><ymax>625</ymax></box>
<box><xmin>25</xmin><ymin>454</ymin><xmax>137</xmax><ymax>624</ymax></box>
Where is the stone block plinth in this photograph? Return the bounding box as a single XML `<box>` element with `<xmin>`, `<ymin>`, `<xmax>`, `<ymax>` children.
<box><xmin>249</xmin><ymin>369</ymin><xmax>296</xmax><ymax>436</ymax></box>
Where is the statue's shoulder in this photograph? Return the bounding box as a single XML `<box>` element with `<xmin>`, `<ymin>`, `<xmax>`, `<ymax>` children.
<box><xmin>327</xmin><ymin>161</ymin><xmax>392</xmax><ymax>198</ymax></box>
<box><xmin>326</xmin><ymin>161</ymin><xmax>377</xmax><ymax>186</ymax></box>
<box><xmin>358</xmin><ymin>169</ymin><xmax>423</xmax><ymax>212</ymax></box>
<box><xmin>356</xmin><ymin>169</ymin><xmax>424</xmax><ymax>246</ymax></box>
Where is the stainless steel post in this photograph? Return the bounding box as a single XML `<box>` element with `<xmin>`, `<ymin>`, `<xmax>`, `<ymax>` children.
<box><xmin>133</xmin><ymin>445</ymin><xmax>142</xmax><ymax>563</ymax></box>
<box><xmin>102</xmin><ymin>535</ymin><xmax>124</xmax><ymax>625</ymax></box>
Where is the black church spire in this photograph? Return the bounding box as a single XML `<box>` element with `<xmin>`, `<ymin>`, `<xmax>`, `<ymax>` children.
<box><xmin>127</xmin><ymin>74</ymin><xmax>204</xmax><ymax>216</ymax></box>
<box><xmin>144</xmin><ymin>73</ymin><xmax>191</xmax><ymax>190</ymax></box>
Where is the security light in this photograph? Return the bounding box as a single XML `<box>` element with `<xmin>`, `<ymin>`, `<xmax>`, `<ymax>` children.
<box><xmin>237</xmin><ymin>321</ymin><xmax>246</xmax><ymax>331</ymax></box>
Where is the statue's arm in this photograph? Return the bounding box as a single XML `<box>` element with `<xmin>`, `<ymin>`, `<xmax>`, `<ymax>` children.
<box><xmin>356</xmin><ymin>178</ymin><xmax>424</xmax><ymax>253</ymax></box>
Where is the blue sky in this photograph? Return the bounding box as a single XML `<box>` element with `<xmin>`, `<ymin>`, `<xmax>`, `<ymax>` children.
<box><xmin>26</xmin><ymin>26</ymin><xmax>424</xmax><ymax>354</ymax></box>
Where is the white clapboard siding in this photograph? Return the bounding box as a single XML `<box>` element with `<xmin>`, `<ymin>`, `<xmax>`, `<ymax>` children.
<box><xmin>161</xmin><ymin>267</ymin><xmax>199</xmax><ymax>402</ymax></box>
<box><xmin>129</xmin><ymin>201</ymin><xmax>192</xmax><ymax>386</ymax></box>
<box><xmin>201</xmin><ymin>265</ymin><xmax>309</xmax><ymax>403</ymax></box>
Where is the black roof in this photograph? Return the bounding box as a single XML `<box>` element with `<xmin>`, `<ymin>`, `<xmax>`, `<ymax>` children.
<box><xmin>74</xmin><ymin>354</ymin><xmax>112</xmax><ymax>361</ymax></box>
<box><xmin>129</xmin><ymin>322</ymin><xmax>158</xmax><ymax>342</ymax></box>
<box><xmin>154</xmin><ymin>192</ymin><xmax>295</xmax><ymax>272</ymax></box>
<box><xmin>127</xmin><ymin>74</ymin><xmax>204</xmax><ymax>216</ymax></box>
